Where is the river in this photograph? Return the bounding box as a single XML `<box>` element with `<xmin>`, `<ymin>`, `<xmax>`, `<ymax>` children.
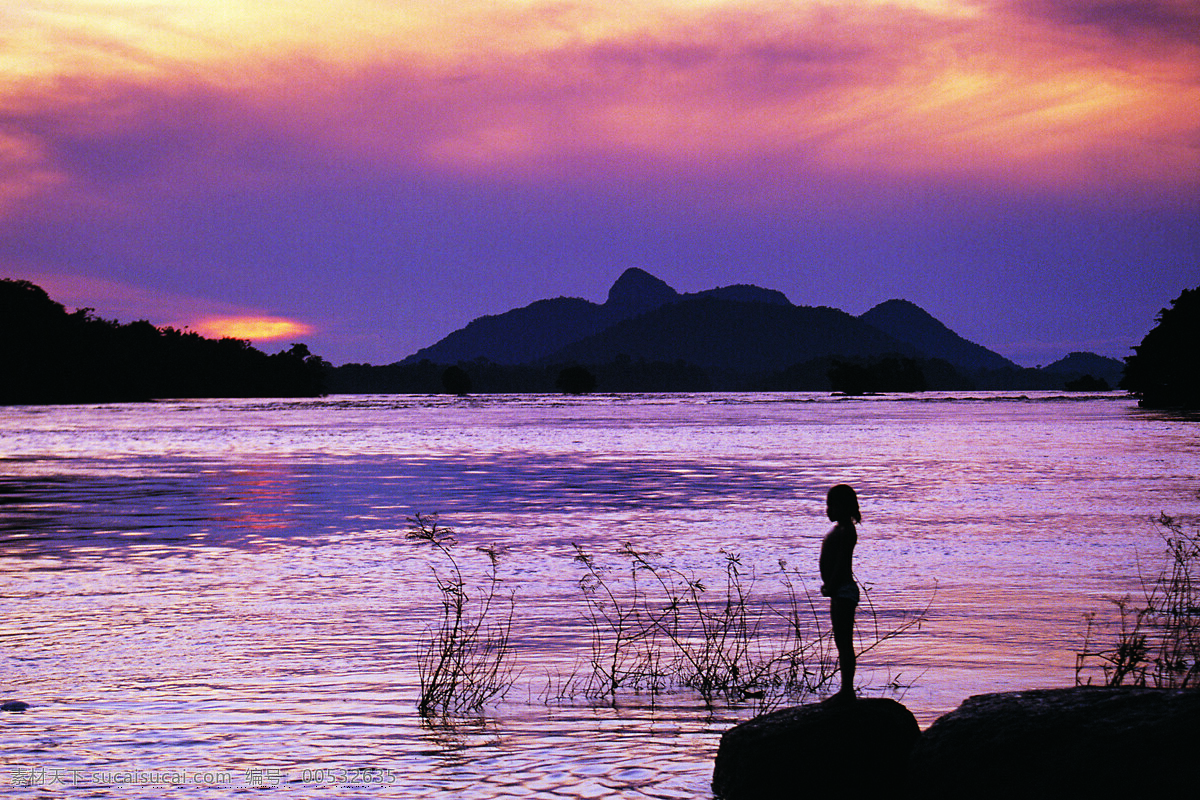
<box><xmin>2</xmin><ymin>393</ymin><xmax>1196</xmax><ymax>797</ymax></box>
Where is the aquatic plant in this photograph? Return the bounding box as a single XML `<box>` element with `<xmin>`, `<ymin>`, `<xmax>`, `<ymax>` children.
<box><xmin>645</xmin><ymin>549</ymin><xmax>762</xmax><ymax>702</ymax></box>
<box><xmin>587</xmin><ymin>545</ymin><xmax>768</xmax><ymax>704</ymax></box>
<box><xmin>572</xmin><ymin>543</ymin><xmax>671</xmax><ymax>696</ymax></box>
<box><xmin>747</xmin><ymin>560</ymin><xmax>932</xmax><ymax>709</ymax></box>
<box><xmin>406</xmin><ymin>516</ymin><xmax>931</xmax><ymax>714</ymax></box>
<box><xmin>572</xmin><ymin>543</ymin><xmax>932</xmax><ymax>709</ymax></box>
<box><xmin>406</xmin><ymin>513</ymin><xmax>516</xmax><ymax>715</ymax></box>
<box><xmin>1076</xmin><ymin>513</ymin><xmax>1200</xmax><ymax>688</ymax></box>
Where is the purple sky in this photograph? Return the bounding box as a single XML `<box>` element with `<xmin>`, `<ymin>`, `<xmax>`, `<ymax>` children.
<box><xmin>2</xmin><ymin>2</ymin><xmax>1197</xmax><ymax>366</ymax></box>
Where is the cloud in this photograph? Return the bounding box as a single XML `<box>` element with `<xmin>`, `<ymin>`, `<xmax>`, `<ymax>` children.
<box><xmin>1011</xmin><ymin>0</ymin><xmax>1200</xmax><ymax>44</ymax></box>
<box><xmin>2</xmin><ymin>0</ymin><xmax>1197</xmax><ymax>225</ymax></box>
<box><xmin>1</xmin><ymin>2</ymin><xmax>1197</xmax><ymax>365</ymax></box>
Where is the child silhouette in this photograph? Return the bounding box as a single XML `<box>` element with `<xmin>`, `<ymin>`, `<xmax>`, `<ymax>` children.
<box><xmin>820</xmin><ymin>484</ymin><xmax>860</xmax><ymax>701</ymax></box>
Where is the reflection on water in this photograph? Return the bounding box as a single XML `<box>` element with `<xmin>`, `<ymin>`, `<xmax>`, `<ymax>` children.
<box><xmin>1</xmin><ymin>393</ymin><xmax>1198</xmax><ymax>797</ymax></box>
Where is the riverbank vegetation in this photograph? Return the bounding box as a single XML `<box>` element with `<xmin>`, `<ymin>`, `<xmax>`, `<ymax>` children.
<box><xmin>1</xmin><ymin>278</ymin><xmax>326</xmax><ymax>404</ymax></box>
<box><xmin>405</xmin><ymin>514</ymin><xmax>517</xmax><ymax>716</ymax></box>
<box><xmin>569</xmin><ymin>543</ymin><xmax>930</xmax><ymax>710</ymax></box>
<box><xmin>1121</xmin><ymin>286</ymin><xmax>1200</xmax><ymax>409</ymax></box>
<box><xmin>1076</xmin><ymin>514</ymin><xmax>1200</xmax><ymax>688</ymax></box>
<box><xmin>327</xmin><ymin>353</ymin><xmax>1124</xmax><ymax>395</ymax></box>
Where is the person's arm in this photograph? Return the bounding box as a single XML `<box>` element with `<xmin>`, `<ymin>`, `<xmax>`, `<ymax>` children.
<box><xmin>819</xmin><ymin>531</ymin><xmax>838</xmax><ymax>595</ymax></box>
<box><xmin>820</xmin><ymin>527</ymin><xmax>851</xmax><ymax>594</ymax></box>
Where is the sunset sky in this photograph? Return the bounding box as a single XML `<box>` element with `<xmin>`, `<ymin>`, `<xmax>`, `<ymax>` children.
<box><xmin>2</xmin><ymin>1</ymin><xmax>1197</xmax><ymax>366</ymax></box>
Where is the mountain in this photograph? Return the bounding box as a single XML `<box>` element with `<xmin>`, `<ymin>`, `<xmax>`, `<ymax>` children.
<box><xmin>1043</xmin><ymin>352</ymin><xmax>1124</xmax><ymax>387</ymax></box>
<box><xmin>403</xmin><ymin>267</ymin><xmax>792</xmax><ymax>365</ymax></box>
<box><xmin>393</xmin><ymin>269</ymin><xmax>1041</xmax><ymax>391</ymax></box>
<box><xmin>858</xmin><ymin>299</ymin><xmax>1016</xmax><ymax>372</ymax></box>
<box><xmin>604</xmin><ymin>267</ymin><xmax>680</xmax><ymax>317</ymax></box>
<box><xmin>694</xmin><ymin>285</ymin><xmax>792</xmax><ymax>305</ymax></box>
<box><xmin>402</xmin><ymin>296</ymin><xmax>610</xmax><ymax>365</ymax></box>
<box><xmin>546</xmin><ymin>296</ymin><xmax>912</xmax><ymax>375</ymax></box>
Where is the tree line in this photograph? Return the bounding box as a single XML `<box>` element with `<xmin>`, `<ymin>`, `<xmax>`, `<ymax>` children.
<box><xmin>1</xmin><ymin>279</ymin><xmax>326</xmax><ymax>405</ymax></box>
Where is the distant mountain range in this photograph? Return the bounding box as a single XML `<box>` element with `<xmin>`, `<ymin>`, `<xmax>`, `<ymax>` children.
<box><xmin>0</xmin><ymin>273</ymin><xmax>1132</xmax><ymax>401</ymax></box>
<box><xmin>403</xmin><ymin>268</ymin><xmax>794</xmax><ymax>368</ymax></box>
<box><xmin>402</xmin><ymin>268</ymin><xmax>1008</xmax><ymax>372</ymax></box>
<box><xmin>325</xmin><ymin>268</ymin><xmax>1125</xmax><ymax>393</ymax></box>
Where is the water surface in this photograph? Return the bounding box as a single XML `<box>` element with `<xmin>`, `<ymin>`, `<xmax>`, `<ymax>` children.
<box><xmin>2</xmin><ymin>393</ymin><xmax>1197</xmax><ymax>796</ymax></box>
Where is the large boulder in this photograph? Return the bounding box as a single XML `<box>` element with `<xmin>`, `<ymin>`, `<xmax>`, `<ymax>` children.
<box><xmin>908</xmin><ymin>686</ymin><xmax>1200</xmax><ymax>796</ymax></box>
<box><xmin>712</xmin><ymin>698</ymin><xmax>920</xmax><ymax>798</ymax></box>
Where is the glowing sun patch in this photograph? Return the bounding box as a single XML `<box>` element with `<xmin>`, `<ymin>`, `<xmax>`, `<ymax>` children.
<box><xmin>193</xmin><ymin>316</ymin><xmax>315</xmax><ymax>341</ymax></box>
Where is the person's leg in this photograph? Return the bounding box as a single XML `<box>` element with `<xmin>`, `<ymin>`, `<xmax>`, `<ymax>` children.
<box><xmin>830</xmin><ymin>599</ymin><xmax>856</xmax><ymax>697</ymax></box>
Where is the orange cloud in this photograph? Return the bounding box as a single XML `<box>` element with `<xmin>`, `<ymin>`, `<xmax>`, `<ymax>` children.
<box><xmin>191</xmin><ymin>316</ymin><xmax>315</xmax><ymax>341</ymax></box>
<box><xmin>1</xmin><ymin>0</ymin><xmax>1197</xmax><ymax>216</ymax></box>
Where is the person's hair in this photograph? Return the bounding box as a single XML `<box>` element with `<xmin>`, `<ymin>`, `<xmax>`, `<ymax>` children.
<box><xmin>827</xmin><ymin>484</ymin><xmax>861</xmax><ymax>524</ymax></box>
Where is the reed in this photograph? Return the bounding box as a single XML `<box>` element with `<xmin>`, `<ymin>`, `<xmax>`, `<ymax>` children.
<box><xmin>1076</xmin><ymin>513</ymin><xmax>1200</xmax><ymax>688</ymax></box>
<box><xmin>572</xmin><ymin>543</ymin><xmax>931</xmax><ymax>709</ymax></box>
<box><xmin>406</xmin><ymin>515</ymin><xmax>932</xmax><ymax>714</ymax></box>
<box><xmin>406</xmin><ymin>513</ymin><xmax>517</xmax><ymax>715</ymax></box>
<box><xmin>572</xmin><ymin>542</ymin><xmax>671</xmax><ymax>697</ymax></box>
<box><xmin>645</xmin><ymin>548</ymin><xmax>762</xmax><ymax>703</ymax></box>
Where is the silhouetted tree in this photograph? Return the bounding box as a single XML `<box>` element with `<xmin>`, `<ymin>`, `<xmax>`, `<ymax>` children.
<box><xmin>555</xmin><ymin>365</ymin><xmax>597</xmax><ymax>394</ymax></box>
<box><xmin>441</xmin><ymin>365</ymin><xmax>472</xmax><ymax>395</ymax></box>
<box><xmin>1122</xmin><ymin>286</ymin><xmax>1200</xmax><ymax>409</ymax></box>
<box><xmin>591</xmin><ymin>356</ymin><xmax>711</xmax><ymax>392</ymax></box>
<box><xmin>827</xmin><ymin>356</ymin><xmax>926</xmax><ymax>395</ymax></box>
<box><xmin>1064</xmin><ymin>375</ymin><xmax>1109</xmax><ymax>391</ymax></box>
<box><xmin>827</xmin><ymin>361</ymin><xmax>870</xmax><ymax>395</ymax></box>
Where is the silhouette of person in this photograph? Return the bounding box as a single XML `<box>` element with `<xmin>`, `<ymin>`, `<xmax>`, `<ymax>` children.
<box><xmin>820</xmin><ymin>484</ymin><xmax>860</xmax><ymax>701</ymax></box>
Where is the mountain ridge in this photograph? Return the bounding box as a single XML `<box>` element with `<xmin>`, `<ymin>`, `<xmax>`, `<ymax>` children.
<box><xmin>402</xmin><ymin>268</ymin><xmax>799</xmax><ymax>366</ymax></box>
<box><xmin>402</xmin><ymin>268</ymin><xmax>1015</xmax><ymax>377</ymax></box>
<box><xmin>545</xmin><ymin>296</ymin><xmax>915</xmax><ymax>375</ymax></box>
<box><xmin>858</xmin><ymin>299</ymin><xmax>1016</xmax><ymax>372</ymax></box>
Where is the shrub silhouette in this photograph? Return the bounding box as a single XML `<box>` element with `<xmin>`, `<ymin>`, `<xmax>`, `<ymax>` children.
<box><xmin>827</xmin><ymin>356</ymin><xmax>926</xmax><ymax>395</ymax></box>
<box><xmin>1122</xmin><ymin>286</ymin><xmax>1199</xmax><ymax>409</ymax></box>
<box><xmin>1064</xmin><ymin>375</ymin><xmax>1109</xmax><ymax>392</ymax></box>
<box><xmin>1077</xmin><ymin>514</ymin><xmax>1200</xmax><ymax>688</ymax></box>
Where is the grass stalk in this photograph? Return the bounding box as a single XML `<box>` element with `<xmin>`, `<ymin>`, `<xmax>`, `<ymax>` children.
<box><xmin>407</xmin><ymin>514</ymin><xmax>516</xmax><ymax>716</ymax></box>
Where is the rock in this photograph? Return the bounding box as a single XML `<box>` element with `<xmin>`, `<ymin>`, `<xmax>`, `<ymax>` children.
<box><xmin>1</xmin><ymin>700</ymin><xmax>29</xmax><ymax>712</ymax></box>
<box><xmin>712</xmin><ymin>697</ymin><xmax>920</xmax><ymax>799</ymax></box>
<box><xmin>908</xmin><ymin>686</ymin><xmax>1200</xmax><ymax>797</ymax></box>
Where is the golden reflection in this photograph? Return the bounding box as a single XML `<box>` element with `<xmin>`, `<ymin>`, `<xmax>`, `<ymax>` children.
<box><xmin>216</xmin><ymin>463</ymin><xmax>302</xmax><ymax>535</ymax></box>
